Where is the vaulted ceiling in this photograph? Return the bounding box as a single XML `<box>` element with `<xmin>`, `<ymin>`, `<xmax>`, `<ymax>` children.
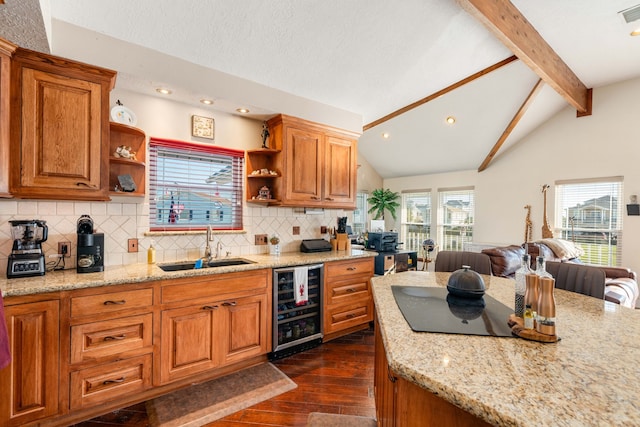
<box><xmin>2</xmin><ymin>0</ymin><xmax>640</xmax><ymax>178</ymax></box>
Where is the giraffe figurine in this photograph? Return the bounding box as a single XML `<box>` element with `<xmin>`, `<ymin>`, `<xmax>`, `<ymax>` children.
<box><xmin>524</xmin><ymin>205</ymin><xmax>533</xmax><ymax>243</ymax></box>
<box><xmin>541</xmin><ymin>184</ymin><xmax>554</xmax><ymax>238</ymax></box>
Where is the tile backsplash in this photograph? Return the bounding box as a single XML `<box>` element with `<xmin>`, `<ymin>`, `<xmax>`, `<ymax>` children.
<box><xmin>0</xmin><ymin>199</ymin><xmax>351</xmax><ymax>277</ymax></box>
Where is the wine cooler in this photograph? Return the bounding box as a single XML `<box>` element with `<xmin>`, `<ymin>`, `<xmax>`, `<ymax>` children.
<box><xmin>270</xmin><ymin>264</ymin><xmax>323</xmax><ymax>359</ymax></box>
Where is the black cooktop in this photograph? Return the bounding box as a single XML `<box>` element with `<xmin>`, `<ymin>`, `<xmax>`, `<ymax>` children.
<box><xmin>391</xmin><ymin>286</ymin><xmax>515</xmax><ymax>337</ymax></box>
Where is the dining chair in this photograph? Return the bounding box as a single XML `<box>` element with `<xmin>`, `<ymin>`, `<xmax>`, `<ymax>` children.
<box><xmin>544</xmin><ymin>261</ymin><xmax>606</xmax><ymax>299</ymax></box>
<box><xmin>434</xmin><ymin>251</ymin><xmax>493</xmax><ymax>275</ymax></box>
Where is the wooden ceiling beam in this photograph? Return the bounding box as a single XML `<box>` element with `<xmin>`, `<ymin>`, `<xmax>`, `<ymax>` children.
<box><xmin>458</xmin><ymin>0</ymin><xmax>592</xmax><ymax>116</ymax></box>
<box><xmin>363</xmin><ymin>55</ymin><xmax>518</xmax><ymax>131</ymax></box>
<box><xmin>478</xmin><ymin>78</ymin><xmax>544</xmax><ymax>172</ymax></box>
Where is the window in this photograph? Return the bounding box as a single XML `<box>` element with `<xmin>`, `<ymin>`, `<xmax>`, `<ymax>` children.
<box><xmin>352</xmin><ymin>192</ymin><xmax>368</xmax><ymax>235</ymax></box>
<box><xmin>555</xmin><ymin>177</ymin><xmax>623</xmax><ymax>266</ymax></box>
<box><xmin>400</xmin><ymin>190</ymin><xmax>431</xmax><ymax>252</ymax></box>
<box><xmin>438</xmin><ymin>187</ymin><xmax>474</xmax><ymax>251</ymax></box>
<box><xmin>149</xmin><ymin>137</ymin><xmax>244</xmax><ymax>231</ymax></box>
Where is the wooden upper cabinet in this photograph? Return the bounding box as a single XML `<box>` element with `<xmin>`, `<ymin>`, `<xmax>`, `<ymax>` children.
<box><xmin>9</xmin><ymin>47</ymin><xmax>116</xmax><ymax>200</ymax></box>
<box><xmin>284</xmin><ymin>126</ymin><xmax>323</xmax><ymax>203</ymax></box>
<box><xmin>265</xmin><ymin>114</ymin><xmax>359</xmax><ymax>209</ymax></box>
<box><xmin>0</xmin><ymin>38</ymin><xmax>17</xmax><ymax>198</ymax></box>
<box><xmin>324</xmin><ymin>135</ymin><xmax>357</xmax><ymax>205</ymax></box>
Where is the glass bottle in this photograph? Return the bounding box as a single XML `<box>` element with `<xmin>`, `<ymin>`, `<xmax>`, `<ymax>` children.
<box><xmin>523</xmin><ymin>304</ymin><xmax>534</xmax><ymax>330</ymax></box>
<box><xmin>536</xmin><ymin>277</ymin><xmax>557</xmax><ymax>336</ymax></box>
<box><xmin>514</xmin><ymin>254</ymin><xmax>532</xmax><ymax>317</ymax></box>
<box><xmin>535</xmin><ymin>256</ymin><xmax>552</xmax><ymax>278</ymax></box>
<box><xmin>525</xmin><ymin>274</ymin><xmax>539</xmax><ymax>324</ymax></box>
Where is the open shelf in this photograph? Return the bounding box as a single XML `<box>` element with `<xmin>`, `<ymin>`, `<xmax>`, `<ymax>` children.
<box><xmin>109</xmin><ymin>122</ymin><xmax>146</xmax><ymax>197</ymax></box>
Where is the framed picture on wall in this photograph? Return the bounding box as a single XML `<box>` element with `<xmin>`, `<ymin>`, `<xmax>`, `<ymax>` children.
<box><xmin>191</xmin><ymin>115</ymin><xmax>215</xmax><ymax>140</ymax></box>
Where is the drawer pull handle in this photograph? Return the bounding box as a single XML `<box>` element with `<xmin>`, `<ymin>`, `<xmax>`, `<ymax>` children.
<box><xmin>346</xmin><ymin>288</ymin><xmax>356</xmax><ymax>293</ymax></box>
<box><xmin>202</xmin><ymin>305</ymin><xmax>219</xmax><ymax>310</ymax></box>
<box><xmin>76</xmin><ymin>182</ymin><xmax>98</xmax><ymax>189</ymax></box>
<box><xmin>346</xmin><ymin>313</ymin><xmax>356</xmax><ymax>319</ymax></box>
<box><xmin>325</xmin><ymin>197</ymin><xmax>334</xmax><ymax>201</ymax></box>
<box><xmin>103</xmin><ymin>377</ymin><xmax>125</xmax><ymax>385</ymax></box>
<box><xmin>310</xmin><ymin>196</ymin><xmax>321</xmax><ymax>200</ymax></box>
<box><xmin>104</xmin><ymin>335</ymin><xmax>126</xmax><ymax>341</ymax></box>
<box><xmin>104</xmin><ymin>300</ymin><xmax>126</xmax><ymax>305</ymax></box>
<box><xmin>222</xmin><ymin>301</ymin><xmax>237</xmax><ymax>307</ymax></box>
<box><xmin>347</xmin><ymin>267</ymin><xmax>357</xmax><ymax>271</ymax></box>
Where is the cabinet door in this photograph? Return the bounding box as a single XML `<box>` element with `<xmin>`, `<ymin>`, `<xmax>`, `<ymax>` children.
<box><xmin>324</xmin><ymin>135</ymin><xmax>356</xmax><ymax>207</ymax></box>
<box><xmin>160</xmin><ymin>303</ymin><xmax>222</xmax><ymax>384</ymax></box>
<box><xmin>0</xmin><ymin>300</ymin><xmax>60</xmax><ymax>427</ymax></box>
<box><xmin>284</xmin><ymin>126</ymin><xmax>323</xmax><ymax>204</ymax></box>
<box><xmin>13</xmin><ymin>66</ymin><xmax>107</xmax><ymax>199</ymax></box>
<box><xmin>0</xmin><ymin>40</ymin><xmax>14</xmax><ymax>197</ymax></box>
<box><xmin>219</xmin><ymin>294</ymin><xmax>269</xmax><ymax>366</ymax></box>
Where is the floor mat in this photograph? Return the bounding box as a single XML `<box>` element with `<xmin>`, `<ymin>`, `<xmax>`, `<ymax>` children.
<box><xmin>306</xmin><ymin>412</ymin><xmax>377</xmax><ymax>427</ymax></box>
<box><xmin>146</xmin><ymin>362</ymin><xmax>297</xmax><ymax>427</ymax></box>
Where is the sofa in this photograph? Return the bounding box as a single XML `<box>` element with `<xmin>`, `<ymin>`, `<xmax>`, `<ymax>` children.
<box><xmin>480</xmin><ymin>241</ymin><xmax>639</xmax><ymax>309</ymax></box>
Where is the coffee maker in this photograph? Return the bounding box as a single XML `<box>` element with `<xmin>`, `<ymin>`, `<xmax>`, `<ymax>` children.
<box><xmin>76</xmin><ymin>215</ymin><xmax>104</xmax><ymax>273</ymax></box>
<box><xmin>7</xmin><ymin>219</ymin><xmax>48</xmax><ymax>278</ymax></box>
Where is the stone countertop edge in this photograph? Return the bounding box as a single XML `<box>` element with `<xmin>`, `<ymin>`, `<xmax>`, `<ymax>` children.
<box><xmin>371</xmin><ymin>271</ymin><xmax>640</xmax><ymax>427</ymax></box>
<box><xmin>1</xmin><ymin>249</ymin><xmax>377</xmax><ymax>297</ymax></box>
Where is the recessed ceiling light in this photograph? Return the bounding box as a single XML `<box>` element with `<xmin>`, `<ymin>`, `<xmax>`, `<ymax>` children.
<box><xmin>446</xmin><ymin>116</ymin><xmax>456</xmax><ymax>124</ymax></box>
<box><xmin>200</xmin><ymin>99</ymin><xmax>214</xmax><ymax>105</ymax></box>
<box><xmin>236</xmin><ymin>108</ymin><xmax>250</xmax><ymax>114</ymax></box>
<box><xmin>156</xmin><ymin>87</ymin><xmax>172</xmax><ymax>95</ymax></box>
<box><xmin>631</xmin><ymin>28</ymin><xmax>640</xmax><ymax>36</ymax></box>
<box><xmin>382</xmin><ymin>132</ymin><xmax>390</xmax><ymax>139</ymax></box>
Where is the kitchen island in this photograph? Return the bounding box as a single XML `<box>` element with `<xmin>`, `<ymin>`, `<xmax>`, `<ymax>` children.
<box><xmin>372</xmin><ymin>271</ymin><xmax>640</xmax><ymax>427</ymax></box>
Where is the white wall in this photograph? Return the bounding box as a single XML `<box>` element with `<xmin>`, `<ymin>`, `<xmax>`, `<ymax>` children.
<box><xmin>384</xmin><ymin>76</ymin><xmax>640</xmax><ymax>274</ymax></box>
<box><xmin>0</xmin><ymin>89</ymin><xmax>377</xmax><ymax>275</ymax></box>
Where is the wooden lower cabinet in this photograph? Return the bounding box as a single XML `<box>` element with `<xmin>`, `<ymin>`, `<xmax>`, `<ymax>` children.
<box><xmin>0</xmin><ymin>299</ymin><xmax>60</xmax><ymax>427</ymax></box>
<box><xmin>374</xmin><ymin>317</ymin><xmax>490</xmax><ymax>427</ymax></box>
<box><xmin>324</xmin><ymin>258</ymin><xmax>374</xmax><ymax>339</ymax></box>
<box><xmin>160</xmin><ymin>292</ymin><xmax>269</xmax><ymax>384</ymax></box>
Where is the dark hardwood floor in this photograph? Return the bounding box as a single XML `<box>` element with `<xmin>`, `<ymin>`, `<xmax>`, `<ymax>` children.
<box><xmin>74</xmin><ymin>326</ymin><xmax>376</xmax><ymax>427</ymax></box>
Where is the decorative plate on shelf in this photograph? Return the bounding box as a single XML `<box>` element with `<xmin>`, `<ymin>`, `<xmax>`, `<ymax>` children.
<box><xmin>110</xmin><ymin>105</ymin><xmax>137</xmax><ymax>126</ymax></box>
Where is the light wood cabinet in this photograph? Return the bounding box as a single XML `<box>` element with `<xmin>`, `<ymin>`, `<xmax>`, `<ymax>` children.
<box><xmin>256</xmin><ymin>114</ymin><xmax>358</xmax><ymax>209</ymax></box>
<box><xmin>159</xmin><ymin>269</ymin><xmax>271</xmax><ymax>384</ymax></box>
<box><xmin>109</xmin><ymin>122</ymin><xmax>147</xmax><ymax>197</ymax></box>
<box><xmin>0</xmin><ymin>299</ymin><xmax>60</xmax><ymax>427</ymax></box>
<box><xmin>374</xmin><ymin>317</ymin><xmax>491</xmax><ymax>427</ymax></box>
<box><xmin>0</xmin><ymin>38</ymin><xmax>17</xmax><ymax>198</ymax></box>
<box><xmin>67</xmin><ymin>286</ymin><xmax>154</xmax><ymax>410</ymax></box>
<box><xmin>324</xmin><ymin>257</ymin><xmax>374</xmax><ymax>339</ymax></box>
<box><xmin>246</xmin><ymin>148</ymin><xmax>281</xmax><ymax>205</ymax></box>
<box><xmin>9</xmin><ymin>47</ymin><xmax>116</xmax><ymax>200</ymax></box>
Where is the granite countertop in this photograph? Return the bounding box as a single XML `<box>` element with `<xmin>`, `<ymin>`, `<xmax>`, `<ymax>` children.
<box><xmin>1</xmin><ymin>249</ymin><xmax>376</xmax><ymax>297</ymax></box>
<box><xmin>372</xmin><ymin>271</ymin><xmax>640</xmax><ymax>427</ymax></box>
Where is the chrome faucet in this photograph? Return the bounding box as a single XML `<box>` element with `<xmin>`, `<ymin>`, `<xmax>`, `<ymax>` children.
<box><xmin>203</xmin><ymin>225</ymin><xmax>213</xmax><ymax>262</ymax></box>
<box><xmin>215</xmin><ymin>240</ymin><xmax>223</xmax><ymax>259</ymax></box>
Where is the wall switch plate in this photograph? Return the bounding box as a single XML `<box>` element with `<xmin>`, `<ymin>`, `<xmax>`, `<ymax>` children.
<box><xmin>293</xmin><ymin>226</ymin><xmax>300</xmax><ymax>235</ymax></box>
<box><xmin>255</xmin><ymin>234</ymin><xmax>268</xmax><ymax>245</ymax></box>
<box><xmin>58</xmin><ymin>241</ymin><xmax>71</xmax><ymax>258</ymax></box>
<box><xmin>128</xmin><ymin>238</ymin><xmax>139</xmax><ymax>253</ymax></box>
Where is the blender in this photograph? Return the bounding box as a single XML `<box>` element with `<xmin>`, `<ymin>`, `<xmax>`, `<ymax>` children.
<box><xmin>7</xmin><ymin>219</ymin><xmax>48</xmax><ymax>278</ymax></box>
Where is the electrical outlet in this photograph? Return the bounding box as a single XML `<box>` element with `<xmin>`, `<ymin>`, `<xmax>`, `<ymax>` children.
<box><xmin>320</xmin><ymin>226</ymin><xmax>327</xmax><ymax>234</ymax></box>
<box><xmin>254</xmin><ymin>234</ymin><xmax>268</xmax><ymax>245</ymax></box>
<box><xmin>58</xmin><ymin>241</ymin><xmax>71</xmax><ymax>258</ymax></box>
<box><xmin>128</xmin><ymin>238</ymin><xmax>139</xmax><ymax>253</ymax></box>
<box><xmin>293</xmin><ymin>226</ymin><xmax>300</xmax><ymax>235</ymax></box>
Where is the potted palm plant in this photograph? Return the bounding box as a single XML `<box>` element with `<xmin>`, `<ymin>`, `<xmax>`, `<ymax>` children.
<box><xmin>368</xmin><ymin>188</ymin><xmax>400</xmax><ymax>220</ymax></box>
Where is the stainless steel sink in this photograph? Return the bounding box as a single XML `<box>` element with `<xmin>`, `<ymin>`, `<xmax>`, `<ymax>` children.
<box><xmin>158</xmin><ymin>258</ymin><xmax>255</xmax><ymax>272</ymax></box>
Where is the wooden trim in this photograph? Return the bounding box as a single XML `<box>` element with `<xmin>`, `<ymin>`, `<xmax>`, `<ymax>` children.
<box><xmin>458</xmin><ymin>0</ymin><xmax>591</xmax><ymax>115</ymax></box>
<box><xmin>363</xmin><ymin>56</ymin><xmax>518</xmax><ymax>131</ymax></box>
<box><xmin>478</xmin><ymin>78</ymin><xmax>544</xmax><ymax>172</ymax></box>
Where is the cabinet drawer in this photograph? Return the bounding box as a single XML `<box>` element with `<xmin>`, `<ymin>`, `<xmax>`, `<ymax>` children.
<box><xmin>70</xmin><ymin>313</ymin><xmax>153</xmax><ymax>364</ymax></box>
<box><xmin>325</xmin><ymin>258</ymin><xmax>374</xmax><ymax>280</ymax></box>
<box><xmin>70</xmin><ymin>354</ymin><xmax>152</xmax><ymax>409</ymax></box>
<box><xmin>71</xmin><ymin>288</ymin><xmax>153</xmax><ymax>318</ymax></box>
<box><xmin>161</xmin><ymin>269</ymin><xmax>268</xmax><ymax>304</ymax></box>
<box><xmin>325</xmin><ymin>298</ymin><xmax>373</xmax><ymax>334</ymax></box>
<box><xmin>325</xmin><ymin>277</ymin><xmax>371</xmax><ymax>306</ymax></box>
